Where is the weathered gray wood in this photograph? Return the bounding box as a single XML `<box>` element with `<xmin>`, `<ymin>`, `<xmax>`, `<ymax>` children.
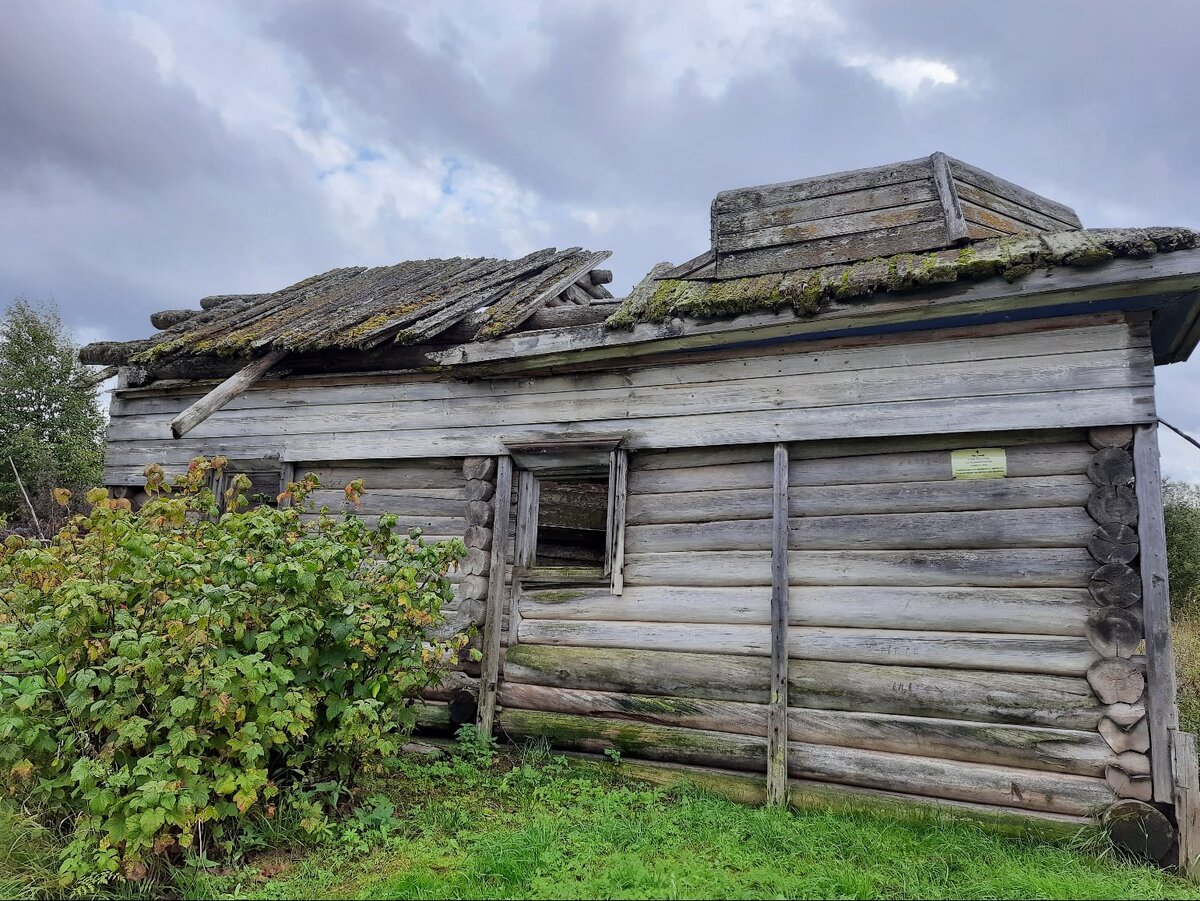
<box><xmin>466</xmin><ymin>500</ymin><xmax>494</xmax><ymax>526</ymax></box>
<box><xmin>464</xmin><ymin>525</ymin><xmax>493</xmax><ymax>551</ymax></box>
<box><xmin>519</xmin><ymin>585</ymin><xmax>1092</xmax><ymax>636</ymax></box>
<box><xmin>1087</xmin><ymin>522</ymin><xmax>1140</xmax><ymax>565</ymax></box>
<box><xmin>465</xmin><ymin>479</ymin><xmax>495</xmax><ymax>502</ymax></box>
<box><xmin>953</xmin><ymin>186</ymin><xmax>1073</xmax><ymax>235</ymax></box>
<box><xmin>1089</xmin><ymin>425</ymin><xmax>1135</xmax><ymax>449</ymax></box>
<box><xmin>169</xmin><ymin>349</ymin><xmax>287</xmax><ymax>439</ymax></box>
<box><xmin>1133</xmin><ymin>423</ymin><xmax>1180</xmax><ymax>803</ymax></box>
<box><xmin>476</xmin><ymin>455</ymin><xmax>513</xmax><ymax>736</ymax></box>
<box><xmin>717</xmin><ymin>200</ymin><xmax>945</xmax><ymax>254</ymax></box>
<box><xmin>1086</xmin><ymin>486</ymin><xmax>1139</xmax><ymax>526</ymax></box>
<box><xmin>497</xmin><ymin>682</ymin><xmax>1116</xmax><ymax>776</ymax></box>
<box><xmin>1085</xmin><ymin>606</ymin><xmax>1143</xmax><ymax>658</ymax></box>
<box><xmin>463</xmin><ymin>456</ymin><xmax>497</xmax><ymax>481</ymax></box>
<box><xmin>307</xmin><ymin>489</ymin><xmax>466</xmax><ymax>517</ymax></box>
<box><xmin>608</xmin><ymin>449</ymin><xmax>628</xmax><ymax>595</ymax></box>
<box><xmin>931</xmin><ymin>151</ymin><xmax>969</xmax><ymax>244</ymax></box>
<box><xmin>717</xmin><ymin>218</ymin><xmax>953</xmax><ymax>279</ymax></box>
<box><xmin>1173</xmin><ymin>730</ymin><xmax>1200</xmax><ymax>877</ymax></box>
<box><xmin>1087</xmin><ymin>658</ymin><xmax>1146</xmax><ymax>705</ymax></box>
<box><xmin>1106</xmin><ymin>702</ymin><xmax>1147</xmax><ymax>728</ymax></box>
<box><xmin>459</xmin><ymin>574</ymin><xmax>489</xmax><ymax>602</ymax></box>
<box><xmin>768</xmin><ymin>443</ymin><xmax>789</xmax><ymax>806</ymax></box>
<box><xmin>1088</xmin><ymin>563</ymin><xmax>1142</xmax><ymax>607</ymax></box>
<box><xmin>629</xmin><ymin>482</ymin><xmax>1092</xmax><ymax>525</ymax></box>
<box><xmin>497</xmin><ymin>709</ymin><xmax>1112</xmax><ymax>815</ymax></box>
<box><xmin>1099</xmin><ymin>717</ymin><xmax>1150</xmax><ymax>754</ymax></box>
<box><xmin>712</xmin><ymin>156</ymin><xmax>931</xmax><ymax>217</ymax></box>
<box><xmin>1103</xmin><ymin>799</ymin><xmax>1176</xmax><ymax>863</ymax></box>
<box><xmin>295</xmin><ymin>459</ymin><xmax>463</xmax><ymax>491</ymax></box>
<box><xmin>1088</xmin><ymin>447</ymin><xmax>1135</xmax><ymax>487</ymax></box>
<box><xmin>1106</xmin><ymin>764</ymin><xmax>1153</xmax><ymax>801</ymax></box>
<box><xmin>518</xmin><ymin>620</ymin><xmax>1099</xmax><ymax>676</ymax></box>
<box><xmin>715</xmin><ymin>179</ymin><xmax>938</xmax><ymax>239</ymax></box>
<box><xmin>946</xmin><ymin>157</ymin><xmax>1082</xmax><ymax>229</ymax></box>
<box><xmin>790</xmin><ymin>442</ymin><xmax>1096</xmax><ymax>486</ymax></box>
<box><xmin>514</xmin><ymin>470</ymin><xmax>539</xmax><ymax>569</ymax></box>
<box><xmin>623</xmin><ymin>548</ymin><xmax>1096</xmax><ymax>589</ymax></box>
<box><xmin>503</xmin><ymin>644</ymin><xmax>1104</xmax><ymax>729</ymax></box>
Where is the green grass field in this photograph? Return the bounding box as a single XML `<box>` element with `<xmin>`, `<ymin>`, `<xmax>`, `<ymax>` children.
<box><xmin>5</xmin><ymin>741</ymin><xmax>1200</xmax><ymax>900</ymax></box>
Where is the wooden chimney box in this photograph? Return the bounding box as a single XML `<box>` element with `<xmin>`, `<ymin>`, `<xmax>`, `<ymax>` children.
<box><xmin>710</xmin><ymin>152</ymin><xmax>1082</xmax><ymax>279</ymax></box>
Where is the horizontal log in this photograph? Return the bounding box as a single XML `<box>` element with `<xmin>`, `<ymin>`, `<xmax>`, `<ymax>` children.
<box><xmin>518</xmin><ymin>585</ymin><xmax>1091</xmax><ymax>636</ymax></box>
<box><xmin>306</xmin><ymin>488</ymin><xmax>465</xmax><ymax>517</ymax></box>
<box><xmin>626</xmin><ymin>508</ymin><xmax>1096</xmax><ymax>553</ymax></box>
<box><xmin>627</xmin><ymin>478</ymin><xmax>1093</xmax><ymax>526</ymax></box>
<box><xmin>517</xmin><ymin>620</ymin><xmax>1098</xmax><ymax>676</ymax></box>
<box><xmin>497</xmin><ymin>683</ymin><xmax>1114</xmax><ymax>776</ymax></box>
<box><xmin>501</xmin><ymin>645</ymin><xmax>1104</xmax><ymax>730</ymax></box>
<box><xmin>295</xmin><ymin>460</ymin><xmax>463</xmax><ymax>491</ymax></box>
<box><xmin>496</xmin><ymin>710</ymin><xmax>1112</xmax><ymax>815</ymax></box>
<box><xmin>624</xmin><ymin>549</ymin><xmax>1096</xmax><ymax>588</ymax></box>
<box><xmin>789</xmin><ymin>442</ymin><xmax>1096</xmax><ymax>486</ymax></box>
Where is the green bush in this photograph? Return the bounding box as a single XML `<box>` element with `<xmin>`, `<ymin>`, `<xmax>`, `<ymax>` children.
<box><xmin>1165</xmin><ymin>479</ymin><xmax>1200</xmax><ymax>616</ymax></box>
<box><xmin>0</xmin><ymin>458</ymin><xmax>467</xmax><ymax>887</ymax></box>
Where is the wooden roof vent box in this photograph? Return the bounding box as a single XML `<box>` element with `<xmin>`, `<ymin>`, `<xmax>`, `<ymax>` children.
<box><xmin>705</xmin><ymin>151</ymin><xmax>1083</xmax><ymax>280</ymax></box>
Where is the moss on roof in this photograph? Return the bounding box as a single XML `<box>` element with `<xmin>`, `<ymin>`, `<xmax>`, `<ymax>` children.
<box><xmin>605</xmin><ymin>228</ymin><xmax>1200</xmax><ymax>329</ymax></box>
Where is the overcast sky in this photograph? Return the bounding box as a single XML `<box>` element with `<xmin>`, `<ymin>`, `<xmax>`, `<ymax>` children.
<box><xmin>3</xmin><ymin>1</ymin><xmax>1198</xmax><ymax>476</ymax></box>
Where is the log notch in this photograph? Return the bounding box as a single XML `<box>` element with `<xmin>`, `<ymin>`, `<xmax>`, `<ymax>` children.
<box><xmin>458</xmin><ymin>456</ymin><xmax>498</xmax><ymax>627</ymax></box>
<box><xmin>1082</xmin><ymin>428</ymin><xmax>1158</xmax><ymax>820</ymax></box>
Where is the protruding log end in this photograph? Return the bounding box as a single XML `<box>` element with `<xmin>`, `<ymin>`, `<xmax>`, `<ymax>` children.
<box><xmin>1087</xmin><ymin>522</ymin><xmax>1140</xmax><ymax>565</ymax></box>
<box><xmin>1103</xmin><ymin>799</ymin><xmax>1175</xmax><ymax>863</ymax></box>
<box><xmin>1089</xmin><ymin>426</ymin><xmax>1136</xmax><ymax>450</ymax></box>
<box><xmin>1087</xmin><ymin>658</ymin><xmax>1145</xmax><ymax>705</ymax></box>
<box><xmin>1087</xmin><ymin>447</ymin><xmax>1135</xmax><ymax>487</ymax></box>
<box><xmin>1088</xmin><ymin>563</ymin><xmax>1142</xmax><ymax>607</ymax></box>
<box><xmin>150</xmin><ymin>309</ymin><xmax>199</xmax><ymax>330</ymax></box>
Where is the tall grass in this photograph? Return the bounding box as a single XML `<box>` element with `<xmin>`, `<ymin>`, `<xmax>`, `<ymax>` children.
<box><xmin>1167</xmin><ymin>480</ymin><xmax>1200</xmax><ymax>733</ymax></box>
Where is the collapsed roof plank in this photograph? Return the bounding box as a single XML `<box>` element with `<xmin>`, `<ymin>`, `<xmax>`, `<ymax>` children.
<box><xmin>170</xmin><ymin>348</ymin><xmax>288</xmax><ymax>439</ymax></box>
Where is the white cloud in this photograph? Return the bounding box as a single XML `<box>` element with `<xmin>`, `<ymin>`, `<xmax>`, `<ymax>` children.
<box><xmin>843</xmin><ymin>54</ymin><xmax>961</xmax><ymax>100</ymax></box>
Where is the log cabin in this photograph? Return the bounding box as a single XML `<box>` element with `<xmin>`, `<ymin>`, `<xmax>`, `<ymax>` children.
<box><xmin>83</xmin><ymin>153</ymin><xmax>1200</xmax><ymax>865</ymax></box>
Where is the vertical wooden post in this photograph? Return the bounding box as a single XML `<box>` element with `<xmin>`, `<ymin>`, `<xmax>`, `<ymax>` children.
<box><xmin>278</xmin><ymin>462</ymin><xmax>296</xmax><ymax>508</ymax></box>
<box><xmin>1173</xmin><ymin>730</ymin><xmax>1200</xmax><ymax>878</ymax></box>
<box><xmin>476</xmin><ymin>455</ymin><xmax>514</xmax><ymax>737</ymax></box>
<box><xmin>1133</xmin><ymin>423</ymin><xmax>1179</xmax><ymax>802</ymax></box>
<box><xmin>609</xmin><ymin>449</ymin><xmax>629</xmax><ymax>596</ymax></box>
<box><xmin>767</xmin><ymin>442</ymin><xmax>790</xmax><ymax>806</ymax></box>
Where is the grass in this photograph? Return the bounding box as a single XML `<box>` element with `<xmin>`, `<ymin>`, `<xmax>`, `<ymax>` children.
<box><xmin>166</xmin><ymin>746</ymin><xmax>1198</xmax><ymax>901</ymax></box>
<box><xmin>1175</xmin><ymin>613</ymin><xmax>1200</xmax><ymax>734</ymax></box>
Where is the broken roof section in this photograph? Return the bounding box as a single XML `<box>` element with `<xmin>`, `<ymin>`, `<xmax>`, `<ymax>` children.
<box><xmin>82</xmin><ymin>247</ymin><xmax>611</xmax><ymax>367</ymax></box>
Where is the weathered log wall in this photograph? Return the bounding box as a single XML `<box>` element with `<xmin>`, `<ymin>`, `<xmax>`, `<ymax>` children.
<box><xmin>102</xmin><ymin>315</ymin><xmax>1152</xmax><ymax>484</ymax></box>
<box><xmin>502</xmin><ymin>433</ymin><xmax>1131</xmax><ymax>816</ymax></box>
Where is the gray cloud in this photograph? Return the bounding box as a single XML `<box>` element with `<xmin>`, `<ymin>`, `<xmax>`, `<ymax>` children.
<box><xmin>2</xmin><ymin>0</ymin><xmax>1198</xmax><ymax>470</ymax></box>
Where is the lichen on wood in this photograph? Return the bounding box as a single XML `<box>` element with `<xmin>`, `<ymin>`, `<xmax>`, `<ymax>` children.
<box><xmin>605</xmin><ymin>227</ymin><xmax>1199</xmax><ymax>329</ymax></box>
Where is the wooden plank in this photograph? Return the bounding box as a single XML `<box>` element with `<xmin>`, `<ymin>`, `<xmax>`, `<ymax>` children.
<box><xmin>716</xmin><ymin>219</ymin><xmax>952</xmax><ymax>279</ymax></box>
<box><xmin>111</xmin><ymin>315</ymin><xmax>1140</xmax><ymax>417</ymax></box>
<box><xmin>931</xmin><ymin>151</ymin><xmax>968</xmax><ymax>243</ymax></box>
<box><xmin>712</xmin><ymin>156</ymin><xmax>931</xmax><ymax>216</ymax></box>
<box><xmin>716</xmin><ymin>200</ymin><xmax>946</xmax><ymax>254</ymax></box>
<box><xmin>623</xmin><ymin>548</ymin><xmax>1096</xmax><ymax>589</ymax></box>
<box><xmin>1173</xmin><ymin>730</ymin><xmax>1200</xmax><ymax>878</ymax></box>
<box><xmin>518</xmin><ymin>585</ymin><xmax>1092</xmax><ymax>636</ymax></box>
<box><xmin>497</xmin><ymin>682</ymin><xmax>1115</xmax><ymax>776</ymax></box>
<box><xmin>947</xmin><ymin>157</ymin><xmax>1082</xmax><ymax>228</ymax></box>
<box><xmin>517</xmin><ymin>620</ymin><xmax>1098</xmax><ymax>676</ymax></box>
<box><xmin>502</xmin><ymin>644</ymin><xmax>1103</xmax><ymax>729</ymax></box>
<box><xmin>625</xmin><ymin>507</ymin><xmax>1096</xmax><ymax>553</ymax></box>
<box><xmin>788</xmin><ymin>475</ymin><xmax>1093</xmax><ymax>515</ymax></box>
<box><xmin>955</xmin><ymin>183</ymin><xmax>1075</xmax><ymax>234</ymax></box>
<box><xmin>293</xmin><ymin>460</ymin><xmax>464</xmax><ymax>490</ymax></box>
<box><xmin>169</xmin><ymin>349</ymin><xmax>287</xmax><ymax>438</ymax></box>
<box><xmin>768</xmin><ymin>443</ymin><xmax>789</xmax><ymax>805</ymax></box>
<box><xmin>476</xmin><ymin>455</ymin><xmax>513</xmax><ymax>736</ymax></box>
<box><xmin>514</xmin><ymin>470</ymin><xmax>539</xmax><ymax>569</ymax></box>
<box><xmin>496</xmin><ymin>709</ymin><xmax>1112</xmax><ymax>815</ymax></box>
<box><xmin>306</xmin><ymin>489</ymin><xmax>465</xmax><ymax>517</ymax></box>
<box><xmin>421</xmin><ymin>252</ymin><xmax>1199</xmax><ymax>372</ymax></box>
<box><xmin>104</xmin><ymin>385</ymin><xmax>1155</xmax><ymax>471</ymax></box>
<box><xmin>1134</xmin><ymin>423</ymin><xmax>1180</xmax><ymax>802</ymax></box>
<box><xmin>109</xmin><ymin>343</ymin><xmax>1152</xmax><ymax>442</ymax></box>
<box><xmin>713</xmin><ymin>179</ymin><xmax>937</xmax><ymax>238</ymax></box>
<box><xmin>789</xmin><ymin>443</ymin><xmax>1095</xmax><ymax>485</ymax></box>
<box><xmin>609</xmin><ymin>449</ymin><xmax>628</xmax><ymax>595</ymax></box>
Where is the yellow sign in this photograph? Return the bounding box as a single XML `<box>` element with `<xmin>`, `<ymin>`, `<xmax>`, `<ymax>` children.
<box><xmin>951</xmin><ymin>447</ymin><xmax>1007</xmax><ymax>480</ymax></box>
